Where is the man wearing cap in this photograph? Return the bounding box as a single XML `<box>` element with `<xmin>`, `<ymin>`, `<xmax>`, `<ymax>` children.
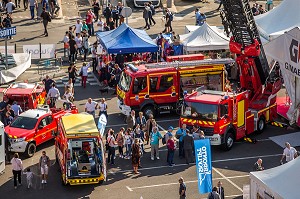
<box><xmin>176</xmin><ymin>124</ymin><xmax>187</xmax><ymax>158</ymax></box>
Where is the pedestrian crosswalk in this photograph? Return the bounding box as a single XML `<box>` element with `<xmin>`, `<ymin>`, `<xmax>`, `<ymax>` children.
<box><xmin>55</xmin><ymin>72</ymin><xmax>99</xmax><ymax>88</ymax></box>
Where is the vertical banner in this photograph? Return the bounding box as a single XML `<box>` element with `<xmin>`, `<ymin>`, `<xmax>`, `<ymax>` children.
<box><xmin>194</xmin><ymin>139</ymin><xmax>213</xmax><ymax>194</ymax></box>
<box><xmin>97</xmin><ymin>114</ymin><xmax>107</xmax><ymax>137</ymax></box>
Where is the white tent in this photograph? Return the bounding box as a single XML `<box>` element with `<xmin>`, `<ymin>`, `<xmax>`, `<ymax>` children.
<box><xmin>250</xmin><ymin>157</ymin><xmax>300</xmax><ymax>199</ymax></box>
<box><xmin>263</xmin><ymin>27</ymin><xmax>300</xmax><ymax>124</ymax></box>
<box><xmin>180</xmin><ymin>23</ymin><xmax>229</xmax><ymax>52</ymax></box>
<box><xmin>255</xmin><ymin>0</ymin><xmax>300</xmax><ymax>41</ymax></box>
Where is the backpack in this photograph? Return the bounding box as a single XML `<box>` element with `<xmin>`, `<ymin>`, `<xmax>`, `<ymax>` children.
<box><xmin>169</xmin><ymin>12</ymin><xmax>173</xmax><ymax>21</ymax></box>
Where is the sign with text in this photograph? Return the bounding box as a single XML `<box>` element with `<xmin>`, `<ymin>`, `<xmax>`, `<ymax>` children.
<box><xmin>23</xmin><ymin>44</ymin><xmax>56</xmax><ymax>59</ymax></box>
<box><xmin>194</xmin><ymin>139</ymin><xmax>213</xmax><ymax>194</ymax></box>
<box><xmin>0</xmin><ymin>26</ymin><xmax>16</xmax><ymax>38</ymax></box>
<box><xmin>0</xmin><ymin>46</ymin><xmax>15</xmax><ymax>54</ymax></box>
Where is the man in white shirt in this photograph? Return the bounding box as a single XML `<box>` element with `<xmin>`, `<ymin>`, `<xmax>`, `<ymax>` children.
<box><xmin>5</xmin><ymin>0</ymin><xmax>15</xmax><ymax>14</ymax></box>
<box><xmin>85</xmin><ymin>98</ymin><xmax>97</xmax><ymax>117</ymax></box>
<box><xmin>11</xmin><ymin>101</ymin><xmax>22</xmax><ymax>117</ymax></box>
<box><xmin>75</xmin><ymin>34</ymin><xmax>82</xmax><ymax>59</ymax></box>
<box><xmin>74</xmin><ymin>19</ymin><xmax>82</xmax><ymax>36</ymax></box>
<box><xmin>47</xmin><ymin>83</ymin><xmax>60</xmax><ymax>108</ymax></box>
<box><xmin>280</xmin><ymin>142</ymin><xmax>298</xmax><ymax>164</ymax></box>
<box><xmin>81</xmin><ymin>62</ymin><xmax>90</xmax><ymax>88</ymax></box>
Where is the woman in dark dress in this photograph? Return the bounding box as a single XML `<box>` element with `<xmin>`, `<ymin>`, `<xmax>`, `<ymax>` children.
<box><xmin>132</xmin><ymin>138</ymin><xmax>141</xmax><ymax>174</ymax></box>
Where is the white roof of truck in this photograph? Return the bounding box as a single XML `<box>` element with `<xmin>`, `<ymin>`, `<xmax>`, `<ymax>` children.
<box><xmin>19</xmin><ymin>108</ymin><xmax>49</xmax><ymax>119</ymax></box>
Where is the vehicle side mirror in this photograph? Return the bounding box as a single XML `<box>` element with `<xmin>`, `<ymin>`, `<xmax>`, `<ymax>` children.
<box><xmin>223</xmin><ymin>114</ymin><xmax>228</xmax><ymax>119</ymax></box>
<box><xmin>52</xmin><ymin>130</ymin><xmax>57</xmax><ymax>137</ymax></box>
<box><xmin>38</xmin><ymin>125</ymin><xmax>43</xmax><ymax>129</ymax></box>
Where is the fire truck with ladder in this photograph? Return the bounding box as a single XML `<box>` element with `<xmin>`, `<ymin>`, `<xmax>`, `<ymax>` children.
<box><xmin>180</xmin><ymin>0</ymin><xmax>282</xmax><ymax>150</ymax></box>
<box><xmin>117</xmin><ymin>56</ymin><xmax>234</xmax><ymax>117</ymax></box>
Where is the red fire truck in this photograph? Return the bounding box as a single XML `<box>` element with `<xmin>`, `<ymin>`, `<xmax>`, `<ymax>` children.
<box><xmin>117</xmin><ymin>58</ymin><xmax>234</xmax><ymax>116</ymax></box>
<box><xmin>0</xmin><ymin>83</ymin><xmax>46</xmax><ymax>110</ymax></box>
<box><xmin>180</xmin><ymin>0</ymin><xmax>282</xmax><ymax>150</ymax></box>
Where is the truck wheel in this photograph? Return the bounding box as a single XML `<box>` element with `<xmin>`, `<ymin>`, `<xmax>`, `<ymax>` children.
<box><xmin>222</xmin><ymin>132</ymin><xmax>234</xmax><ymax>151</ymax></box>
<box><xmin>143</xmin><ymin>105</ymin><xmax>155</xmax><ymax>118</ymax></box>
<box><xmin>257</xmin><ymin>117</ymin><xmax>266</xmax><ymax>134</ymax></box>
<box><xmin>25</xmin><ymin>142</ymin><xmax>36</xmax><ymax>157</ymax></box>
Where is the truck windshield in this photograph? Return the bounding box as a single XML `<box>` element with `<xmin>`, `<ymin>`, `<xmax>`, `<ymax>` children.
<box><xmin>118</xmin><ymin>72</ymin><xmax>132</xmax><ymax>92</ymax></box>
<box><xmin>10</xmin><ymin>117</ymin><xmax>37</xmax><ymax>130</ymax></box>
<box><xmin>182</xmin><ymin>101</ymin><xmax>218</xmax><ymax>121</ymax></box>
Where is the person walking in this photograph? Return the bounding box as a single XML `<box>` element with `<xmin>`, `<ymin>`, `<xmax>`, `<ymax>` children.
<box><xmin>75</xmin><ymin>33</ymin><xmax>82</xmax><ymax>60</ymax></box>
<box><xmin>11</xmin><ymin>153</ymin><xmax>23</xmax><ymax>189</ymax></box>
<box><xmin>179</xmin><ymin>177</ymin><xmax>186</xmax><ymax>199</ymax></box>
<box><xmin>39</xmin><ymin>151</ymin><xmax>50</xmax><ymax>184</ymax></box>
<box><xmin>40</xmin><ymin>7</ymin><xmax>51</xmax><ymax>37</ymax></box>
<box><xmin>116</xmin><ymin>127</ymin><xmax>125</xmax><ymax>158</ymax></box>
<box><xmin>253</xmin><ymin>158</ymin><xmax>264</xmax><ymax>171</ymax></box>
<box><xmin>280</xmin><ymin>142</ymin><xmax>298</xmax><ymax>164</ymax></box>
<box><xmin>126</xmin><ymin>110</ymin><xmax>136</xmax><ymax>129</ymax></box>
<box><xmin>107</xmin><ymin>129</ymin><xmax>117</xmax><ymax>165</ymax></box>
<box><xmin>148</xmin><ymin>1</ymin><xmax>156</xmax><ymax>26</ymax></box>
<box><xmin>167</xmin><ymin>134</ymin><xmax>176</xmax><ymax>166</ymax></box>
<box><xmin>183</xmin><ymin>130</ymin><xmax>194</xmax><ymax>165</ymax></box>
<box><xmin>86</xmin><ymin>10</ymin><xmax>94</xmax><ymax>36</ymax></box>
<box><xmin>69</xmin><ymin>35</ymin><xmax>77</xmax><ymax>63</ymax></box>
<box><xmin>143</xmin><ymin>3</ymin><xmax>150</xmax><ymax>30</ymax></box>
<box><xmin>98</xmin><ymin>98</ymin><xmax>108</xmax><ymax>118</ymax></box>
<box><xmin>176</xmin><ymin>124</ymin><xmax>187</xmax><ymax>158</ymax></box>
<box><xmin>82</xmin><ymin>31</ymin><xmax>89</xmax><ymax>61</ymax></box>
<box><xmin>68</xmin><ymin>63</ymin><xmax>78</xmax><ymax>84</ymax></box>
<box><xmin>92</xmin><ymin>0</ymin><xmax>100</xmax><ymax>21</ymax></box>
<box><xmin>62</xmin><ymin>87</ymin><xmax>73</xmax><ymax>110</ymax></box>
<box><xmin>145</xmin><ymin>114</ymin><xmax>156</xmax><ymax>145</ymax></box>
<box><xmin>84</xmin><ymin>98</ymin><xmax>97</xmax><ymax>117</ymax></box>
<box><xmin>124</xmin><ymin>129</ymin><xmax>133</xmax><ymax>159</ymax></box>
<box><xmin>163</xmin><ymin>8</ymin><xmax>173</xmax><ymax>33</ymax></box>
<box><xmin>132</xmin><ymin>138</ymin><xmax>141</xmax><ymax>174</ymax></box>
<box><xmin>80</xmin><ymin>62</ymin><xmax>90</xmax><ymax>88</ymax></box>
<box><xmin>195</xmin><ymin>8</ymin><xmax>201</xmax><ymax>25</ymax></box>
<box><xmin>29</xmin><ymin>0</ymin><xmax>36</xmax><ymax>19</ymax></box>
<box><xmin>91</xmin><ymin>42</ymin><xmax>98</xmax><ymax>72</ymax></box>
<box><xmin>207</xmin><ymin>187</ymin><xmax>221</xmax><ymax>199</ymax></box>
<box><xmin>2</xmin><ymin>14</ymin><xmax>13</xmax><ymax>39</ymax></box>
<box><xmin>217</xmin><ymin>181</ymin><xmax>225</xmax><ymax>199</ymax></box>
<box><xmin>23</xmin><ymin>168</ymin><xmax>34</xmax><ymax>189</ymax></box>
<box><xmin>150</xmin><ymin>126</ymin><xmax>162</xmax><ymax>160</ymax></box>
<box><xmin>104</xmin><ymin>3</ymin><xmax>111</xmax><ymax>24</ymax></box>
<box><xmin>47</xmin><ymin>83</ymin><xmax>60</xmax><ymax>108</ymax></box>
<box><xmin>111</xmin><ymin>6</ymin><xmax>119</xmax><ymax>28</ymax></box>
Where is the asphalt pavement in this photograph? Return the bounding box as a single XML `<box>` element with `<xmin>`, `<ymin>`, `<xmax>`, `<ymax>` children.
<box><xmin>0</xmin><ymin>0</ymin><xmax>288</xmax><ymax>199</ymax></box>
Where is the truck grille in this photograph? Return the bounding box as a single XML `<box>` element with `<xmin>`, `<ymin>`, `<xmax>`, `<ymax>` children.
<box><xmin>200</xmin><ymin>127</ymin><xmax>214</xmax><ymax>136</ymax></box>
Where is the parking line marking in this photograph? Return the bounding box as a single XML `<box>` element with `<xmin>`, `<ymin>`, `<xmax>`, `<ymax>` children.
<box><xmin>113</xmin><ymin>153</ymin><xmax>281</xmax><ymax>174</ymax></box>
<box><xmin>126</xmin><ymin>186</ymin><xmax>133</xmax><ymax>192</ymax></box>
<box><xmin>126</xmin><ymin>174</ymin><xmax>249</xmax><ymax>191</ymax></box>
<box><xmin>213</xmin><ymin>167</ymin><xmax>243</xmax><ymax>192</ymax></box>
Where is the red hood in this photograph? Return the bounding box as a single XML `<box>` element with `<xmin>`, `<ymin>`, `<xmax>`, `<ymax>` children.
<box><xmin>5</xmin><ymin>126</ymin><xmax>34</xmax><ymax>139</ymax></box>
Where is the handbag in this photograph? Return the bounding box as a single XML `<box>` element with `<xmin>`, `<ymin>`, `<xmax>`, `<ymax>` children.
<box><xmin>79</xmin><ymin>67</ymin><xmax>83</xmax><ymax>76</ymax></box>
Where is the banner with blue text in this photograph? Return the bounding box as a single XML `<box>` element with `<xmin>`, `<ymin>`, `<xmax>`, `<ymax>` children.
<box><xmin>194</xmin><ymin>139</ymin><xmax>212</xmax><ymax>194</ymax></box>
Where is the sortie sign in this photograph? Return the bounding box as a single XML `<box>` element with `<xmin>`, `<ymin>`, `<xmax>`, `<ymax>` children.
<box><xmin>0</xmin><ymin>26</ymin><xmax>16</xmax><ymax>38</ymax></box>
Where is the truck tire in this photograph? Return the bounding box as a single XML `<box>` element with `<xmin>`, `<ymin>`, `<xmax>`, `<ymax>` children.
<box><xmin>25</xmin><ymin>142</ymin><xmax>36</xmax><ymax>157</ymax></box>
<box><xmin>221</xmin><ymin>131</ymin><xmax>234</xmax><ymax>151</ymax></box>
<box><xmin>143</xmin><ymin>105</ymin><xmax>155</xmax><ymax>118</ymax></box>
<box><xmin>257</xmin><ymin>117</ymin><xmax>266</xmax><ymax>134</ymax></box>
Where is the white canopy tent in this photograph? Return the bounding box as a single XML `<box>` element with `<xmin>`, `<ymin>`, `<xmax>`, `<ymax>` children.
<box><xmin>263</xmin><ymin>27</ymin><xmax>300</xmax><ymax>124</ymax></box>
<box><xmin>180</xmin><ymin>23</ymin><xmax>230</xmax><ymax>52</ymax></box>
<box><xmin>250</xmin><ymin>157</ymin><xmax>300</xmax><ymax>199</ymax></box>
<box><xmin>255</xmin><ymin>0</ymin><xmax>300</xmax><ymax>41</ymax></box>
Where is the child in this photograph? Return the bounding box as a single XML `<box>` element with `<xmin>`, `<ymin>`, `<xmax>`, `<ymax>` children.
<box><xmin>23</xmin><ymin>168</ymin><xmax>34</xmax><ymax>189</ymax></box>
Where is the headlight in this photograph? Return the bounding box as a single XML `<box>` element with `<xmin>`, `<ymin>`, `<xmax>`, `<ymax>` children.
<box><xmin>11</xmin><ymin>138</ymin><xmax>25</xmax><ymax>143</ymax></box>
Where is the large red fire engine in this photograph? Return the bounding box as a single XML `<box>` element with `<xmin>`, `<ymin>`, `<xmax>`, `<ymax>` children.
<box><xmin>117</xmin><ymin>57</ymin><xmax>234</xmax><ymax>116</ymax></box>
<box><xmin>180</xmin><ymin>0</ymin><xmax>282</xmax><ymax>150</ymax></box>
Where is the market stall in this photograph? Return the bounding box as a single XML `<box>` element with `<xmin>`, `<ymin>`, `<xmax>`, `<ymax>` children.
<box><xmin>180</xmin><ymin>23</ymin><xmax>230</xmax><ymax>53</ymax></box>
<box><xmin>255</xmin><ymin>0</ymin><xmax>300</xmax><ymax>41</ymax></box>
<box><xmin>96</xmin><ymin>23</ymin><xmax>158</xmax><ymax>54</ymax></box>
<box><xmin>250</xmin><ymin>157</ymin><xmax>300</xmax><ymax>199</ymax></box>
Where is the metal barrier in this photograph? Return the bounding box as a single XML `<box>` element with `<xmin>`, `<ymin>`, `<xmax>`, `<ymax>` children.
<box><xmin>37</xmin><ymin>57</ymin><xmax>62</xmax><ymax>76</ymax></box>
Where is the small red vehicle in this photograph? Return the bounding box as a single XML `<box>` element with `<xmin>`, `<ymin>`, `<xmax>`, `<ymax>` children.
<box><xmin>0</xmin><ymin>83</ymin><xmax>47</xmax><ymax>111</ymax></box>
<box><xmin>5</xmin><ymin>106</ymin><xmax>78</xmax><ymax>157</ymax></box>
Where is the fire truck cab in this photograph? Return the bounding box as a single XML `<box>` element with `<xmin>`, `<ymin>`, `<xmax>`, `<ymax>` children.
<box><xmin>0</xmin><ymin>83</ymin><xmax>46</xmax><ymax>111</ymax></box>
<box><xmin>181</xmin><ymin>89</ymin><xmax>277</xmax><ymax>150</ymax></box>
<box><xmin>55</xmin><ymin>113</ymin><xmax>106</xmax><ymax>185</ymax></box>
<box><xmin>117</xmin><ymin>58</ymin><xmax>234</xmax><ymax>116</ymax></box>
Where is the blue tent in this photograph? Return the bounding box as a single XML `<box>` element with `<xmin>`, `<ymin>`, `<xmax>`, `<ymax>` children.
<box><xmin>96</xmin><ymin>23</ymin><xmax>158</xmax><ymax>54</ymax></box>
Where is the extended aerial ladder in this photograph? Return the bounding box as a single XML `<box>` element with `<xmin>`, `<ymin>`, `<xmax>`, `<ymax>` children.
<box><xmin>220</xmin><ymin>0</ymin><xmax>281</xmax><ymax>110</ymax></box>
